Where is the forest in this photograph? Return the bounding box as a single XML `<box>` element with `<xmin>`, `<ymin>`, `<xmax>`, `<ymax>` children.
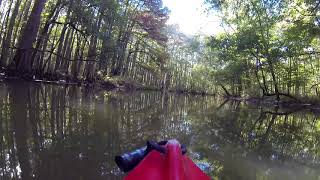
<box><xmin>1</xmin><ymin>0</ymin><xmax>320</xmax><ymax>100</ymax></box>
<box><xmin>0</xmin><ymin>0</ymin><xmax>320</xmax><ymax>179</ymax></box>
<box><xmin>0</xmin><ymin>0</ymin><xmax>172</xmax><ymax>89</ymax></box>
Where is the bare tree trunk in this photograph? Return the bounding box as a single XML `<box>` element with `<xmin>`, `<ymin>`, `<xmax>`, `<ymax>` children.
<box><xmin>71</xmin><ymin>35</ymin><xmax>82</xmax><ymax>80</ymax></box>
<box><xmin>12</xmin><ymin>0</ymin><xmax>32</xmax><ymax>48</ymax></box>
<box><xmin>38</xmin><ymin>26</ymin><xmax>53</xmax><ymax>73</ymax></box>
<box><xmin>112</xmin><ymin>23</ymin><xmax>134</xmax><ymax>76</ymax></box>
<box><xmin>44</xmin><ymin>26</ymin><xmax>59</xmax><ymax>74</ymax></box>
<box><xmin>0</xmin><ymin>0</ymin><xmax>14</xmax><ymax>52</ymax></box>
<box><xmin>53</xmin><ymin>24</ymin><xmax>68</xmax><ymax>73</ymax></box>
<box><xmin>84</xmin><ymin>35</ymin><xmax>98</xmax><ymax>81</ymax></box>
<box><xmin>10</xmin><ymin>0</ymin><xmax>47</xmax><ymax>75</ymax></box>
<box><xmin>53</xmin><ymin>0</ymin><xmax>72</xmax><ymax>74</ymax></box>
<box><xmin>62</xmin><ymin>29</ymin><xmax>75</xmax><ymax>76</ymax></box>
<box><xmin>84</xmin><ymin>13</ymin><xmax>103</xmax><ymax>81</ymax></box>
<box><xmin>32</xmin><ymin>0</ymin><xmax>61</xmax><ymax>74</ymax></box>
<box><xmin>0</xmin><ymin>0</ymin><xmax>22</xmax><ymax>66</ymax></box>
<box><xmin>129</xmin><ymin>41</ymin><xmax>140</xmax><ymax>77</ymax></box>
<box><xmin>267</xmin><ymin>60</ymin><xmax>280</xmax><ymax>101</ymax></box>
<box><xmin>98</xmin><ymin>23</ymin><xmax>113</xmax><ymax>72</ymax></box>
<box><xmin>60</xmin><ymin>28</ymin><xmax>73</xmax><ymax>73</ymax></box>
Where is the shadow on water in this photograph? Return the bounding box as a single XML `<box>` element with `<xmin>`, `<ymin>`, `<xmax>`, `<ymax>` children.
<box><xmin>0</xmin><ymin>81</ymin><xmax>319</xmax><ymax>179</ymax></box>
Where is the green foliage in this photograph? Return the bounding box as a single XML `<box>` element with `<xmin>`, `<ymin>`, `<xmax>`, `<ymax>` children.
<box><xmin>0</xmin><ymin>0</ymin><xmax>171</xmax><ymax>88</ymax></box>
<box><xmin>3</xmin><ymin>0</ymin><xmax>320</xmax><ymax>98</ymax></box>
<box><xmin>190</xmin><ymin>0</ymin><xmax>320</xmax><ymax>98</ymax></box>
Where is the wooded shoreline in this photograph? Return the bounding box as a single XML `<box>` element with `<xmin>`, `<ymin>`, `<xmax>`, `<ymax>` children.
<box><xmin>3</xmin><ymin>71</ymin><xmax>320</xmax><ymax>112</ymax></box>
<box><xmin>0</xmin><ymin>70</ymin><xmax>213</xmax><ymax>96</ymax></box>
<box><xmin>225</xmin><ymin>95</ymin><xmax>320</xmax><ymax>114</ymax></box>
<box><xmin>1</xmin><ymin>0</ymin><xmax>320</xmax><ymax>105</ymax></box>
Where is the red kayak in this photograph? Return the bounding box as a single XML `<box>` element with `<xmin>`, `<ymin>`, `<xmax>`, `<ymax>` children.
<box><xmin>124</xmin><ymin>140</ymin><xmax>210</xmax><ymax>180</ymax></box>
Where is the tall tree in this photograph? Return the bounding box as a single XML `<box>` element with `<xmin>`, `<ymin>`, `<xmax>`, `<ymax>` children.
<box><xmin>0</xmin><ymin>0</ymin><xmax>22</xmax><ymax>66</ymax></box>
<box><xmin>10</xmin><ymin>0</ymin><xmax>47</xmax><ymax>75</ymax></box>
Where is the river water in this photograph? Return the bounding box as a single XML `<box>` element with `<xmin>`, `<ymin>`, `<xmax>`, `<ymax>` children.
<box><xmin>0</xmin><ymin>81</ymin><xmax>319</xmax><ymax>180</ymax></box>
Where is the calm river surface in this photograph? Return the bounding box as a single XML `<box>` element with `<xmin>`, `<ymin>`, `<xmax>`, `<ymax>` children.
<box><xmin>0</xmin><ymin>81</ymin><xmax>319</xmax><ymax>180</ymax></box>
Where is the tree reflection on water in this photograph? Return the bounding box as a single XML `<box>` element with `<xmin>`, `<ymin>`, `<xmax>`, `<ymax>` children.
<box><xmin>0</xmin><ymin>81</ymin><xmax>319</xmax><ymax>179</ymax></box>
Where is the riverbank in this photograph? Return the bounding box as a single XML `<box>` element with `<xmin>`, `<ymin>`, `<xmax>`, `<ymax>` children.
<box><xmin>225</xmin><ymin>95</ymin><xmax>320</xmax><ymax>114</ymax></box>
<box><xmin>0</xmin><ymin>71</ymin><xmax>214</xmax><ymax>96</ymax></box>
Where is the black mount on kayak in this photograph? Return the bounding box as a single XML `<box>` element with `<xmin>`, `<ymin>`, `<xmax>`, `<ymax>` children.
<box><xmin>115</xmin><ymin>140</ymin><xmax>187</xmax><ymax>172</ymax></box>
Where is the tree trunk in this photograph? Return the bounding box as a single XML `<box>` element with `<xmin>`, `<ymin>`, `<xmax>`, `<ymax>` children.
<box><xmin>71</xmin><ymin>35</ymin><xmax>82</xmax><ymax>80</ymax></box>
<box><xmin>220</xmin><ymin>84</ymin><xmax>231</xmax><ymax>96</ymax></box>
<box><xmin>12</xmin><ymin>0</ymin><xmax>32</xmax><ymax>49</ymax></box>
<box><xmin>60</xmin><ymin>29</ymin><xmax>74</xmax><ymax>72</ymax></box>
<box><xmin>76</xmin><ymin>39</ymin><xmax>86</xmax><ymax>78</ymax></box>
<box><xmin>84</xmin><ymin>12</ymin><xmax>103</xmax><ymax>81</ymax></box>
<box><xmin>44</xmin><ymin>26</ymin><xmax>59</xmax><ymax>74</ymax></box>
<box><xmin>129</xmin><ymin>41</ymin><xmax>140</xmax><ymax>77</ymax></box>
<box><xmin>53</xmin><ymin>24</ymin><xmax>68</xmax><ymax>73</ymax></box>
<box><xmin>54</xmin><ymin>0</ymin><xmax>73</xmax><ymax>74</ymax></box>
<box><xmin>32</xmin><ymin>0</ymin><xmax>61</xmax><ymax>74</ymax></box>
<box><xmin>10</xmin><ymin>0</ymin><xmax>47</xmax><ymax>76</ymax></box>
<box><xmin>84</xmin><ymin>35</ymin><xmax>98</xmax><ymax>81</ymax></box>
<box><xmin>0</xmin><ymin>0</ymin><xmax>14</xmax><ymax>50</ymax></box>
<box><xmin>62</xmin><ymin>29</ymin><xmax>75</xmax><ymax>75</ymax></box>
<box><xmin>98</xmin><ymin>23</ymin><xmax>113</xmax><ymax>72</ymax></box>
<box><xmin>0</xmin><ymin>0</ymin><xmax>22</xmax><ymax>66</ymax></box>
<box><xmin>267</xmin><ymin>60</ymin><xmax>280</xmax><ymax>101</ymax></box>
<box><xmin>113</xmin><ymin>24</ymin><xmax>134</xmax><ymax>76</ymax></box>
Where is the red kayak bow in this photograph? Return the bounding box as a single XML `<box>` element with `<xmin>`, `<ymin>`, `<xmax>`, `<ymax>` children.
<box><xmin>125</xmin><ymin>140</ymin><xmax>210</xmax><ymax>180</ymax></box>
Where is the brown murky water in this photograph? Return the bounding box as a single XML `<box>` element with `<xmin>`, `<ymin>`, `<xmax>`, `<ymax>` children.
<box><xmin>0</xmin><ymin>81</ymin><xmax>319</xmax><ymax>180</ymax></box>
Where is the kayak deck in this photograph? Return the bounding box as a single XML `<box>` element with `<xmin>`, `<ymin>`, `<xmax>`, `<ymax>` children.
<box><xmin>125</xmin><ymin>140</ymin><xmax>210</xmax><ymax>180</ymax></box>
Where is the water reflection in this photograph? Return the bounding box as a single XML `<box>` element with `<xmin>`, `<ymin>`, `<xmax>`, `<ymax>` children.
<box><xmin>0</xmin><ymin>81</ymin><xmax>319</xmax><ymax>179</ymax></box>
<box><xmin>190</xmin><ymin>101</ymin><xmax>320</xmax><ymax>179</ymax></box>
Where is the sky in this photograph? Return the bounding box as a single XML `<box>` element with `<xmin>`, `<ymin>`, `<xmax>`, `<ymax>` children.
<box><xmin>162</xmin><ymin>0</ymin><xmax>223</xmax><ymax>36</ymax></box>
